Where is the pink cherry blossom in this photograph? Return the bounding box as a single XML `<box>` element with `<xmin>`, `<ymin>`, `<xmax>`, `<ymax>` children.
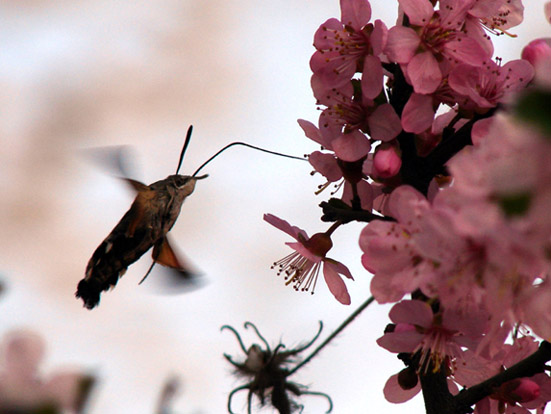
<box><xmin>264</xmin><ymin>214</ymin><xmax>354</xmax><ymax>305</ymax></box>
<box><xmin>449</xmin><ymin>59</ymin><xmax>534</xmax><ymax>111</ymax></box>
<box><xmin>468</xmin><ymin>0</ymin><xmax>524</xmax><ymax>35</ymax></box>
<box><xmin>360</xmin><ymin>174</ymin><xmax>551</xmax><ymax>340</ymax></box>
<box><xmin>377</xmin><ymin>300</ymin><xmax>487</xmax><ymax>372</ymax></box>
<box><xmin>385</xmin><ymin>0</ymin><xmax>490</xmax><ymax>94</ymax></box>
<box><xmin>311</xmin><ymin>0</ymin><xmax>373</xmax><ymax>85</ymax></box>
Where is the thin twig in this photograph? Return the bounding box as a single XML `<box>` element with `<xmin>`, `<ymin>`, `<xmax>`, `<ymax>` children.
<box><xmin>288</xmin><ymin>296</ymin><xmax>375</xmax><ymax>376</ymax></box>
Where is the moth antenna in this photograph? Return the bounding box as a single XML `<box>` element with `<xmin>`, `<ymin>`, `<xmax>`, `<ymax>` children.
<box><xmin>176</xmin><ymin>125</ymin><xmax>194</xmax><ymax>175</ymax></box>
<box><xmin>192</xmin><ymin>142</ymin><xmax>306</xmax><ymax>177</ymax></box>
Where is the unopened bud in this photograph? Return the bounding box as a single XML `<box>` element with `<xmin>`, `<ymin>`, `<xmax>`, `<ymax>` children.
<box><xmin>522</xmin><ymin>38</ymin><xmax>551</xmax><ymax>67</ymax></box>
<box><xmin>511</xmin><ymin>378</ymin><xmax>541</xmax><ymax>403</ymax></box>
<box><xmin>373</xmin><ymin>143</ymin><xmax>401</xmax><ymax>179</ymax></box>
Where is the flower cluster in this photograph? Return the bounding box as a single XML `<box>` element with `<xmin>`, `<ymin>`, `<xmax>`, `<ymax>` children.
<box><xmin>265</xmin><ymin>0</ymin><xmax>551</xmax><ymax>412</ymax></box>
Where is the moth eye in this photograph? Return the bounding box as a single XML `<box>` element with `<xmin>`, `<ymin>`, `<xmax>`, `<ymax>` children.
<box><xmin>176</xmin><ymin>180</ymin><xmax>188</xmax><ymax>190</ymax></box>
<box><xmin>176</xmin><ymin>178</ymin><xmax>190</xmax><ymax>189</ymax></box>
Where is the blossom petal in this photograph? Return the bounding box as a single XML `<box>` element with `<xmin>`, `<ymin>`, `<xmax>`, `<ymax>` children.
<box><xmin>332</xmin><ymin>130</ymin><xmax>371</xmax><ymax>161</ymax></box>
<box><xmin>340</xmin><ymin>0</ymin><xmax>371</xmax><ymax>30</ymax></box>
<box><xmin>407</xmin><ymin>51</ymin><xmax>441</xmax><ymax>94</ymax></box>
<box><xmin>388</xmin><ymin>185</ymin><xmax>428</xmax><ymax>223</ymax></box>
<box><xmin>444</xmin><ymin>36</ymin><xmax>489</xmax><ymax>67</ymax></box>
<box><xmin>369</xmin><ymin>272</ymin><xmax>408</xmax><ymax>303</ymax></box>
<box><xmin>309</xmin><ymin>151</ymin><xmax>342</xmax><ymax>182</ymax></box>
<box><xmin>383</xmin><ymin>373</ymin><xmax>421</xmax><ymax>403</ymax></box>
<box><xmin>326</xmin><ymin>258</ymin><xmax>354</xmax><ymax>279</ymax></box>
<box><xmin>323</xmin><ymin>262</ymin><xmax>351</xmax><ymax>304</ymax></box>
<box><xmin>398</xmin><ymin>0</ymin><xmax>434</xmax><ymax>26</ymax></box>
<box><xmin>264</xmin><ymin>214</ymin><xmax>305</xmax><ymax>240</ymax></box>
<box><xmin>298</xmin><ymin>119</ymin><xmax>323</xmax><ymax>146</ymax></box>
<box><xmin>287</xmin><ymin>241</ymin><xmax>322</xmax><ymax>263</ymax></box>
<box><xmin>377</xmin><ymin>330</ymin><xmax>423</xmax><ymax>353</ymax></box>
<box><xmin>385</xmin><ymin>26</ymin><xmax>420</xmax><ymax>63</ymax></box>
<box><xmin>371</xmin><ymin>19</ymin><xmax>388</xmax><ymax>56</ymax></box>
<box><xmin>361</xmin><ymin>55</ymin><xmax>383</xmax><ymax>99</ymax></box>
<box><xmin>401</xmin><ymin>93</ymin><xmax>435</xmax><ymax>133</ymax></box>
<box><xmin>389</xmin><ymin>299</ymin><xmax>433</xmax><ymax>326</ymax></box>
<box><xmin>368</xmin><ymin>103</ymin><xmax>402</xmax><ymax>141</ymax></box>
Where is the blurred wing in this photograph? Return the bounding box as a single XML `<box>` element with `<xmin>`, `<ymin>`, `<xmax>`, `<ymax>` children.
<box><xmin>145</xmin><ymin>236</ymin><xmax>206</xmax><ymax>294</ymax></box>
<box><xmin>81</xmin><ymin>145</ymin><xmax>145</xmax><ymax>191</ymax></box>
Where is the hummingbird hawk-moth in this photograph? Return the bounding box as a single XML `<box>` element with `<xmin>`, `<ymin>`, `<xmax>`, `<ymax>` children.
<box><xmin>76</xmin><ymin>126</ymin><xmax>209</xmax><ymax>309</ymax></box>
<box><xmin>76</xmin><ymin>127</ymin><xmax>306</xmax><ymax>309</ymax></box>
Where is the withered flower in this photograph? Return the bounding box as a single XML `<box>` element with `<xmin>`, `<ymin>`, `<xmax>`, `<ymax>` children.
<box><xmin>221</xmin><ymin>321</ymin><xmax>332</xmax><ymax>414</ymax></box>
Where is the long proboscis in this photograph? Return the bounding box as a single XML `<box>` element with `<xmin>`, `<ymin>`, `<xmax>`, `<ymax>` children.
<box><xmin>192</xmin><ymin>142</ymin><xmax>307</xmax><ymax>177</ymax></box>
<box><xmin>176</xmin><ymin>125</ymin><xmax>194</xmax><ymax>175</ymax></box>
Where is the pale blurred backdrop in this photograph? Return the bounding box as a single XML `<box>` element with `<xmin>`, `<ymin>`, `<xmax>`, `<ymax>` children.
<box><xmin>0</xmin><ymin>1</ymin><xmax>548</xmax><ymax>413</ymax></box>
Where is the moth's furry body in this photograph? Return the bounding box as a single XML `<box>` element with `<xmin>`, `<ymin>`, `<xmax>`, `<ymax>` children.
<box><xmin>76</xmin><ymin>174</ymin><xmax>204</xmax><ymax>309</ymax></box>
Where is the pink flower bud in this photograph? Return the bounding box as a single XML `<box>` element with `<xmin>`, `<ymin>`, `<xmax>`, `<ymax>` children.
<box><xmin>511</xmin><ymin>378</ymin><xmax>541</xmax><ymax>403</ymax></box>
<box><xmin>373</xmin><ymin>144</ymin><xmax>402</xmax><ymax>179</ymax></box>
<box><xmin>522</xmin><ymin>38</ymin><xmax>551</xmax><ymax>68</ymax></box>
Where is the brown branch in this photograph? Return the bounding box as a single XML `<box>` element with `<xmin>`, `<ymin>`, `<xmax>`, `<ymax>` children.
<box><xmin>454</xmin><ymin>340</ymin><xmax>551</xmax><ymax>410</ymax></box>
<box><xmin>419</xmin><ymin>341</ymin><xmax>551</xmax><ymax>414</ymax></box>
<box><xmin>319</xmin><ymin>199</ymin><xmax>395</xmax><ymax>223</ymax></box>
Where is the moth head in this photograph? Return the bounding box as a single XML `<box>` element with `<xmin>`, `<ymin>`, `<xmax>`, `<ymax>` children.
<box><xmin>169</xmin><ymin>174</ymin><xmax>208</xmax><ymax>197</ymax></box>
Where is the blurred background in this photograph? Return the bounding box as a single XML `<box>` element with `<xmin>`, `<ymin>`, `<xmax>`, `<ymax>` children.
<box><xmin>0</xmin><ymin>1</ymin><xmax>548</xmax><ymax>413</ymax></box>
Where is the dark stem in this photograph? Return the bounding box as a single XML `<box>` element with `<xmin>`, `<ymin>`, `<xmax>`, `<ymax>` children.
<box><xmin>320</xmin><ymin>199</ymin><xmax>395</xmax><ymax>223</ymax></box>
<box><xmin>420</xmin><ymin>366</ymin><xmax>469</xmax><ymax>414</ymax></box>
<box><xmin>287</xmin><ymin>296</ymin><xmax>375</xmax><ymax>376</ymax></box>
<box><xmin>454</xmin><ymin>340</ymin><xmax>551</xmax><ymax>411</ymax></box>
<box><xmin>418</xmin><ymin>341</ymin><xmax>551</xmax><ymax>414</ymax></box>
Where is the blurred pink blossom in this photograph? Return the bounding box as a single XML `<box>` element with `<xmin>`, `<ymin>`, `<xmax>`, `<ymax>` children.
<box><xmin>0</xmin><ymin>329</ymin><xmax>93</xmax><ymax>413</ymax></box>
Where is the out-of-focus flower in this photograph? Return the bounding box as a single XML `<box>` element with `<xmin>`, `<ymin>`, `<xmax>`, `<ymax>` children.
<box><xmin>449</xmin><ymin>59</ymin><xmax>534</xmax><ymax>112</ymax></box>
<box><xmin>264</xmin><ymin>214</ymin><xmax>353</xmax><ymax>305</ymax></box>
<box><xmin>0</xmin><ymin>329</ymin><xmax>94</xmax><ymax>414</ymax></box>
<box><xmin>522</xmin><ymin>38</ymin><xmax>551</xmax><ymax>85</ymax></box>
<box><xmin>454</xmin><ymin>336</ymin><xmax>551</xmax><ymax>414</ymax></box>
